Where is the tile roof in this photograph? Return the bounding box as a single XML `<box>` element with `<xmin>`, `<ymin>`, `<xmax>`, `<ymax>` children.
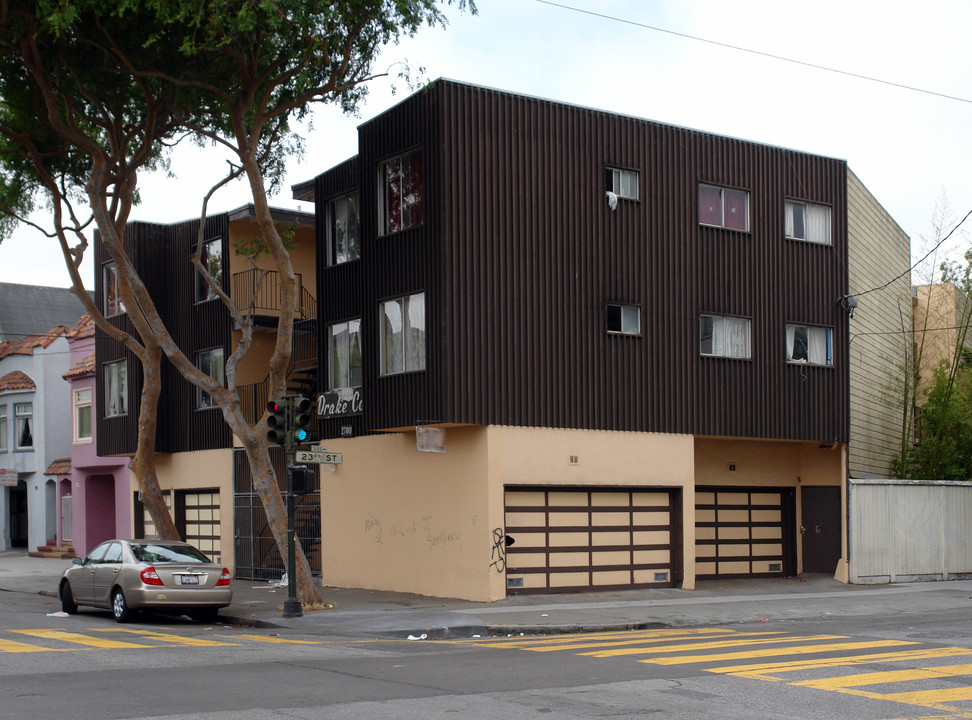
<box><xmin>0</xmin><ymin>325</ymin><xmax>68</xmax><ymax>360</ymax></box>
<box><xmin>0</xmin><ymin>370</ymin><xmax>36</xmax><ymax>391</ymax></box>
<box><xmin>66</xmin><ymin>313</ymin><xmax>95</xmax><ymax>339</ymax></box>
<box><xmin>63</xmin><ymin>351</ymin><xmax>96</xmax><ymax>380</ymax></box>
<box><xmin>44</xmin><ymin>458</ymin><xmax>72</xmax><ymax>476</ymax></box>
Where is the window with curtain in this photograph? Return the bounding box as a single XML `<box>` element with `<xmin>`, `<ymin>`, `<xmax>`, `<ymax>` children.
<box><xmin>329</xmin><ymin>193</ymin><xmax>360</xmax><ymax>265</ymax></box>
<box><xmin>700</xmin><ymin>314</ymin><xmax>751</xmax><ymax>359</ymax></box>
<box><xmin>699</xmin><ymin>184</ymin><xmax>749</xmax><ymax>231</ymax></box>
<box><xmin>607</xmin><ymin>304</ymin><xmax>641</xmax><ymax>335</ymax></box>
<box><xmin>14</xmin><ymin>402</ymin><xmax>32</xmax><ymax>449</ymax></box>
<box><xmin>328</xmin><ymin>318</ymin><xmax>363</xmax><ymax>389</ymax></box>
<box><xmin>785</xmin><ymin>200</ymin><xmax>831</xmax><ymax>245</ymax></box>
<box><xmin>606</xmin><ymin>167</ymin><xmax>639</xmax><ymax>200</ymax></box>
<box><xmin>382</xmin><ymin>150</ymin><xmax>423</xmax><ymax>234</ymax></box>
<box><xmin>194</xmin><ymin>238</ymin><xmax>223</xmax><ymax>303</ymax></box>
<box><xmin>104</xmin><ymin>360</ymin><xmax>128</xmax><ymax>417</ymax></box>
<box><xmin>786</xmin><ymin>323</ymin><xmax>833</xmax><ymax>366</ymax></box>
<box><xmin>0</xmin><ymin>405</ymin><xmax>7</xmax><ymax>452</ymax></box>
<box><xmin>74</xmin><ymin>387</ymin><xmax>92</xmax><ymax>443</ymax></box>
<box><xmin>103</xmin><ymin>262</ymin><xmax>126</xmax><ymax>317</ymax></box>
<box><xmin>380</xmin><ymin>293</ymin><xmax>426</xmax><ymax>376</ymax></box>
<box><xmin>196</xmin><ymin>348</ymin><xmax>225</xmax><ymax>409</ymax></box>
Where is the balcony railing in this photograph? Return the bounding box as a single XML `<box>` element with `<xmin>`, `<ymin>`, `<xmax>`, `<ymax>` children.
<box><xmin>238</xmin><ymin>318</ymin><xmax>318</xmax><ymax>426</ymax></box>
<box><xmin>232</xmin><ymin>268</ymin><xmax>316</xmax><ymax>320</ymax></box>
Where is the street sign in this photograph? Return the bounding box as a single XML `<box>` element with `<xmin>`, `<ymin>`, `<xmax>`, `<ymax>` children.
<box><xmin>295</xmin><ymin>449</ymin><xmax>343</xmax><ymax>465</ymax></box>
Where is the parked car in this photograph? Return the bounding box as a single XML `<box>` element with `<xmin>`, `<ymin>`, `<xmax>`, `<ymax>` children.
<box><xmin>59</xmin><ymin>539</ymin><xmax>232</xmax><ymax>623</ymax></box>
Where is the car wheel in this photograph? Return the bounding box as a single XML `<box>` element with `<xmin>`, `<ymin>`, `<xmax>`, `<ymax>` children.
<box><xmin>111</xmin><ymin>588</ymin><xmax>134</xmax><ymax>623</ymax></box>
<box><xmin>189</xmin><ymin>607</ymin><xmax>219</xmax><ymax>623</ymax></box>
<box><xmin>59</xmin><ymin>581</ymin><xmax>78</xmax><ymax>614</ymax></box>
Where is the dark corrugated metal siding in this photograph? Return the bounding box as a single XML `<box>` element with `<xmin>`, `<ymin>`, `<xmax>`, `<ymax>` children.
<box><xmin>312</xmin><ymin>80</ymin><xmax>849</xmax><ymax>443</ymax></box>
<box><xmin>95</xmin><ymin>215</ymin><xmax>232</xmax><ymax>456</ymax></box>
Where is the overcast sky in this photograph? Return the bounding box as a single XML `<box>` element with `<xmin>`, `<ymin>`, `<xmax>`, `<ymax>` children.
<box><xmin>3</xmin><ymin>0</ymin><xmax>971</xmax><ymax>289</ymax></box>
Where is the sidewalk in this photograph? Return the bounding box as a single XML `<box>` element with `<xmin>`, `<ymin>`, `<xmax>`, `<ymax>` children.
<box><xmin>3</xmin><ymin>549</ymin><xmax>971</xmax><ymax>638</ymax></box>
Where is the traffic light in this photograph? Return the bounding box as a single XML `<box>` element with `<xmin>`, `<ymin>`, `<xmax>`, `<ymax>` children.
<box><xmin>292</xmin><ymin>395</ymin><xmax>312</xmax><ymax>443</ymax></box>
<box><xmin>266</xmin><ymin>398</ymin><xmax>289</xmax><ymax>445</ymax></box>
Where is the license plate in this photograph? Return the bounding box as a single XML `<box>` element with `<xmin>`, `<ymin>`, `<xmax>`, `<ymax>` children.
<box><xmin>180</xmin><ymin>575</ymin><xmax>200</xmax><ymax>585</ymax></box>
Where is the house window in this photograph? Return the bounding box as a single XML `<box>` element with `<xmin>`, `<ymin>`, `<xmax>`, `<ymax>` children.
<box><xmin>14</xmin><ymin>403</ymin><xmax>32</xmax><ymax>450</ymax></box>
<box><xmin>785</xmin><ymin>200</ymin><xmax>831</xmax><ymax>245</ymax></box>
<box><xmin>327</xmin><ymin>319</ymin><xmax>363</xmax><ymax>389</ymax></box>
<box><xmin>607</xmin><ymin>304</ymin><xmax>641</xmax><ymax>335</ymax></box>
<box><xmin>103</xmin><ymin>262</ymin><xmax>125</xmax><ymax>316</ymax></box>
<box><xmin>0</xmin><ymin>406</ymin><xmax>7</xmax><ymax>452</ymax></box>
<box><xmin>104</xmin><ymin>360</ymin><xmax>128</xmax><ymax>417</ymax></box>
<box><xmin>73</xmin><ymin>387</ymin><xmax>92</xmax><ymax>443</ymax></box>
<box><xmin>699</xmin><ymin>184</ymin><xmax>749</xmax><ymax>231</ymax></box>
<box><xmin>382</xmin><ymin>149</ymin><xmax>423</xmax><ymax>234</ymax></box>
<box><xmin>329</xmin><ymin>193</ymin><xmax>360</xmax><ymax>265</ymax></box>
<box><xmin>194</xmin><ymin>238</ymin><xmax>223</xmax><ymax>303</ymax></box>
<box><xmin>786</xmin><ymin>323</ymin><xmax>833</xmax><ymax>366</ymax></box>
<box><xmin>196</xmin><ymin>348</ymin><xmax>225</xmax><ymax>409</ymax></box>
<box><xmin>606</xmin><ymin>168</ymin><xmax>639</xmax><ymax>200</ymax></box>
<box><xmin>380</xmin><ymin>293</ymin><xmax>426</xmax><ymax>376</ymax></box>
<box><xmin>700</xmin><ymin>314</ymin><xmax>751</xmax><ymax>359</ymax></box>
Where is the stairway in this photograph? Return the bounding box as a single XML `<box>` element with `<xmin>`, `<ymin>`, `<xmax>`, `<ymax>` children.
<box><xmin>29</xmin><ymin>540</ymin><xmax>76</xmax><ymax>559</ymax></box>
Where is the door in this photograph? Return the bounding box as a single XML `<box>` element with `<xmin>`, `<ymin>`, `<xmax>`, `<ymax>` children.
<box><xmin>9</xmin><ymin>481</ymin><xmax>27</xmax><ymax>548</ymax></box>
<box><xmin>91</xmin><ymin>541</ymin><xmax>124</xmax><ymax>604</ymax></box>
<box><xmin>504</xmin><ymin>487</ymin><xmax>680</xmax><ymax>594</ymax></box>
<box><xmin>695</xmin><ymin>487</ymin><xmax>797</xmax><ymax>578</ymax></box>
<box><xmin>801</xmin><ymin>486</ymin><xmax>842</xmax><ymax>573</ymax></box>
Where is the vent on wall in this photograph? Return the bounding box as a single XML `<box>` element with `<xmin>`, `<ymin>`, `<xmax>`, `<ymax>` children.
<box><xmin>769</xmin><ymin>563</ymin><xmax>782</xmax><ymax>572</ymax></box>
<box><xmin>654</xmin><ymin>571</ymin><xmax>669</xmax><ymax>582</ymax></box>
<box><xmin>507</xmin><ymin>577</ymin><xmax>524</xmax><ymax>588</ymax></box>
<box><xmin>728</xmin><ymin>462</ymin><xmax>737</xmax><ymax>472</ymax></box>
<box><xmin>570</xmin><ymin>455</ymin><xmax>579</xmax><ymax>465</ymax></box>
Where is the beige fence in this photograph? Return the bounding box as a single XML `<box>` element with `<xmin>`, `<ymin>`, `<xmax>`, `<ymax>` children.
<box><xmin>849</xmin><ymin>478</ymin><xmax>972</xmax><ymax>584</ymax></box>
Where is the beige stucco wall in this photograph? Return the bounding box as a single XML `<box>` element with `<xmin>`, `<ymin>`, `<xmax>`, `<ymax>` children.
<box><xmin>847</xmin><ymin>169</ymin><xmax>911</xmax><ymax>478</ymax></box>
<box><xmin>913</xmin><ymin>284</ymin><xmax>971</xmax><ymax>399</ymax></box>
<box><xmin>130</xmin><ymin>449</ymin><xmax>235</xmax><ymax>569</ymax></box>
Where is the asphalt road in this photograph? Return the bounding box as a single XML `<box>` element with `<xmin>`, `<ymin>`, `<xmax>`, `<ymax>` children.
<box><xmin>4</xmin><ymin>588</ymin><xmax>972</xmax><ymax>719</ymax></box>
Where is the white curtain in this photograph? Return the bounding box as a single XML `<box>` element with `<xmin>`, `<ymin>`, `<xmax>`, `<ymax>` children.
<box><xmin>808</xmin><ymin>326</ymin><xmax>830</xmax><ymax>365</ymax></box>
<box><xmin>406</xmin><ymin>293</ymin><xmax>426</xmax><ymax>372</ymax></box>
<box><xmin>786</xmin><ymin>324</ymin><xmax>799</xmax><ymax>361</ymax></box>
<box><xmin>382</xmin><ymin>299</ymin><xmax>404</xmax><ymax>375</ymax></box>
<box><xmin>805</xmin><ymin>204</ymin><xmax>831</xmax><ymax>244</ymax></box>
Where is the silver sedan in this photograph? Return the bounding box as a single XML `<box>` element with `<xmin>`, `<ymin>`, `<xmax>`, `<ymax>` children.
<box><xmin>59</xmin><ymin>539</ymin><xmax>233</xmax><ymax>623</ymax></box>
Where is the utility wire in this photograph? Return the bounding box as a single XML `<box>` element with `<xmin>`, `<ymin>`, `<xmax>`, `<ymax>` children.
<box><xmin>534</xmin><ymin>0</ymin><xmax>972</xmax><ymax>105</ymax></box>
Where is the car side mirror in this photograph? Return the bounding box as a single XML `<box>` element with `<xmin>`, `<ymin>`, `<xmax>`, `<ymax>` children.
<box><xmin>72</xmin><ymin>557</ymin><xmax>83</xmax><ymax>566</ymax></box>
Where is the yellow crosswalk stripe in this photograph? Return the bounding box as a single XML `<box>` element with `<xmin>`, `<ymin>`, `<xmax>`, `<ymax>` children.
<box><xmin>94</xmin><ymin>629</ymin><xmax>237</xmax><ymax>647</ymax></box>
<box><xmin>794</xmin><ymin>662</ymin><xmax>972</xmax><ymax>690</ymax></box>
<box><xmin>710</xmin><ymin>647</ymin><xmax>972</xmax><ymax>680</ymax></box>
<box><xmin>880</xmin><ymin>686</ymin><xmax>972</xmax><ymax>704</ymax></box>
<box><xmin>581</xmin><ymin>633</ymin><xmax>845</xmax><ymax>659</ymax></box>
<box><xmin>482</xmin><ymin>627</ymin><xmax>738</xmax><ymax>650</ymax></box>
<box><xmin>0</xmin><ymin>637</ymin><xmax>67</xmax><ymax>653</ymax></box>
<box><xmin>220</xmin><ymin>634</ymin><xmax>322</xmax><ymax>645</ymax></box>
<box><xmin>638</xmin><ymin>639</ymin><xmax>919</xmax><ymax>666</ymax></box>
<box><xmin>11</xmin><ymin>629</ymin><xmax>154</xmax><ymax>649</ymax></box>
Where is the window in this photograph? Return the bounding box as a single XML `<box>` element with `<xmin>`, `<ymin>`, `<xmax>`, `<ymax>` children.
<box><xmin>785</xmin><ymin>200</ymin><xmax>831</xmax><ymax>245</ymax></box>
<box><xmin>700</xmin><ymin>314</ymin><xmax>751</xmax><ymax>359</ymax></box>
<box><xmin>73</xmin><ymin>388</ymin><xmax>92</xmax><ymax>443</ymax></box>
<box><xmin>607</xmin><ymin>304</ymin><xmax>641</xmax><ymax>335</ymax></box>
<box><xmin>103</xmin><ymin>262</ymin><xmax>125</xmax><ymax>316</ymax></box>
<box><xmin>786</xmin><ymin>323</ymin><xmax>833</xmax><ymax>366</ymax></box>
<box><xmin>382</xmin><ymin>149</ymin><xmax>423</xmax><ymax>234</ymax></box>
<box><xmin>606</xmin><ymin>167</ymin><xmax>639</xmax><ymax>200</ymax></box>
<box><xmin>699</xmin><ymin>184</ymin><xmax>749</xmax><ymax>231</ymax></box>
<box><xmin>329</xmin><ymin>193</ymin><xmax>360</xmax><ymax>265</ymax></box>
<box><xmin>14</xmin><ymin>403</ymin><xmax>32</xmax><ymax>450</ymax></box>
<box><xmin>194</xmin><ymin>238</ymin><xmax>223</xmax><ymax>303</ymax></box>
<box><xmin>380</xmin><ymin>293</ymin><xmax>426</xmax><ymax>376</ymax></box>
<box><xmin>196</xmin><ymin>348</ymin><xmax>225</xmax><ymax>409</ymax></box>
<box><xmin>328</xmin><ymin>319</ymin><xmax>363</xmax><ymax>389</ymax></box>
<box><xmin>104</xmin><ymin>360</ymin><xmax>128</xmax><ymax>417</ymax></box>
<box><xmin>0</xmin><ymin>406</ymin><xmax>7</xmax><ymax>452</ymax></box>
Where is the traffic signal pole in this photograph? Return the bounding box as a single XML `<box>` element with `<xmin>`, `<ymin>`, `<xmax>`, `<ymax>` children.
<box><xmin>267</xmin><ymin>395</ymin><xmax>306</xmax><ymax>619</ymax></box>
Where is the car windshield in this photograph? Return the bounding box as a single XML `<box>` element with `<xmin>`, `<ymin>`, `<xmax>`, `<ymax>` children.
<box><xmin>129</xmin><ymin>543</ymin><xmax>210</xmax><ymax>564</ymax></box>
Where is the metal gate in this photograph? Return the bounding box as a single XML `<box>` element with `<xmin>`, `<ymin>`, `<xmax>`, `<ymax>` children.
<box><xmin>695</xmin><ymin>487</ymin><xmax>796</xmax><ymax>579</ymax></box>
<box><xmin>233</xmin><ymin>448</ymin><xmax>321</xmax><ymax>581</ymax></box>
<box><xmin>504</xmin><ymin>487</ymin><xmax>680</xmax><ymax>594</ymax></box>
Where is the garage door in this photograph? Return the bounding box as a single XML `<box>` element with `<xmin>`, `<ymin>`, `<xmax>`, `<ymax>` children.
<box><xmin>504</xmin><ymin>487</ymin><xmax>680</xmax><ymax>594</ymax></box>
<box><xmin>695</xmin><ymin>487</ymin><xmax>795</xmax><ymax>579</ymax></box>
